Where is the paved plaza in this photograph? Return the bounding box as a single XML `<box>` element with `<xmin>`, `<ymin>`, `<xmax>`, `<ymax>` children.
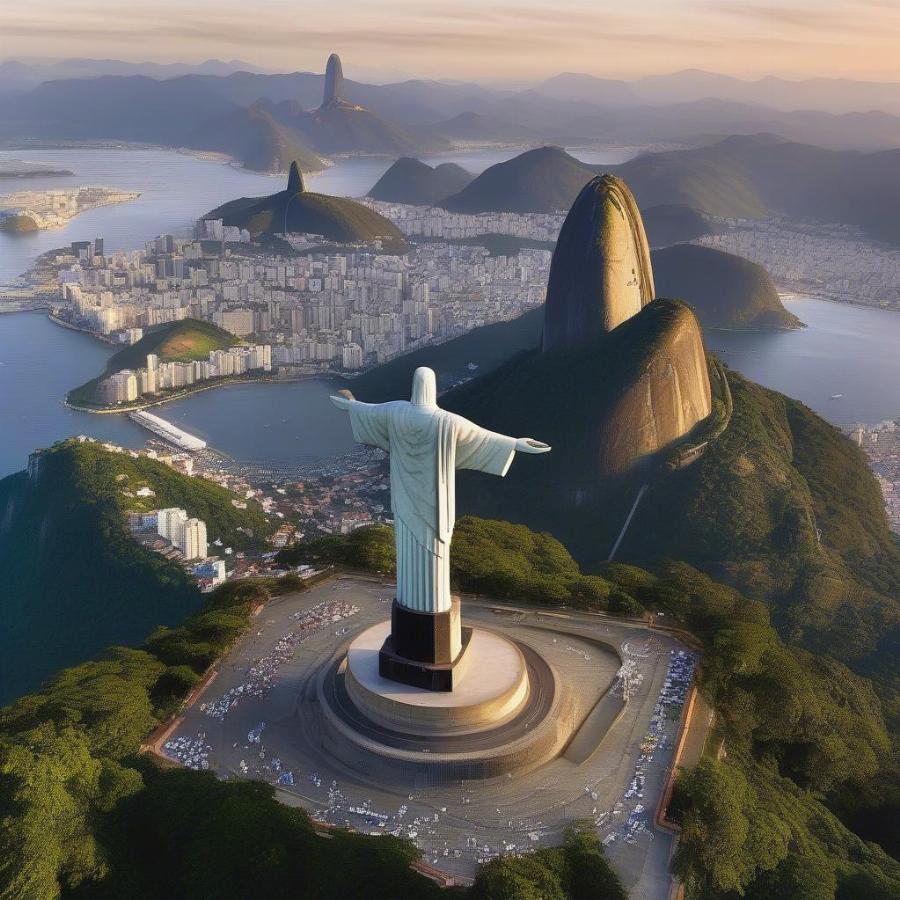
<box><xmin>163</xmin><ymin>576</ymin><xmax>696</xmax><ymax>896</ymax></box>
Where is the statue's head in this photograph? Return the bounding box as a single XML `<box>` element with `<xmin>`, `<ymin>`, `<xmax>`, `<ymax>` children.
<box><xmin>411</xmin><ymin>367</ymin><xmax>437</xmax><ymax>408</ymax></box>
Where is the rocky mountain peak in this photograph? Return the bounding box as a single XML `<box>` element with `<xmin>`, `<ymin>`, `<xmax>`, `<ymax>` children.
<box><xmin>323</xmin><ymin>53</ymin><xmax>345</xmax><ymax>107</ymax></box>
<box><xmin>542</xmin><ymin>175</ymin><xmax>655</xmax><ymax>352</ymax></box>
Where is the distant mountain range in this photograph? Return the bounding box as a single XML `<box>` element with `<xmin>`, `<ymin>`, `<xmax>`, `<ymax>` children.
<box><xmin>0</xmin><ymin>54</ymin><xmax>446</xmax><ymax>171</ymax></box>
<box><xmin>422</xmin><ymin>138</ymin><xmax>900</xmax><ymax>247</ymax></box>
<box><xmin>611</xmin><ymin>135</ymin><xmax>900</xmax><ymax>245</ymax></box>
<box><xmin>435</xmin><ymin>111</ymin><xmax>537</xmax><ymax>144</ymax></box>
<box><xmin>0</xmin><ymin>60</ymin><xmax>900</xmax><ymax>154</ymax></box>
<box><xmin>3</xmin><ymin>57</ymin><xmax>900</xmax><ymax>167</ymax></box>
<box><xmin>625</xmin><ymin>69</ymin><xmax>900</xmax><ymax>117</ymax></box>
<box><xmin>0</xmin><ymin>58</ymin><xmax>271</xmax><ymax>94</ymax></box>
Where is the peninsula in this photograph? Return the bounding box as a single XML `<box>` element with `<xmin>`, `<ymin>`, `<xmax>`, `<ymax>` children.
<box><xmin>66</xmin><ymin>318</ymin><xmax>273</xmax><ymax>411</ymax></box>
<box><xmin>0</xmin><ymin>185</ymin><xmax>140</xmax><ymax>231</ymax></box>
<box><xmin>0</xmin><ymin>158</ymin><xmax>74</xmax><ymax>178</ymax></box>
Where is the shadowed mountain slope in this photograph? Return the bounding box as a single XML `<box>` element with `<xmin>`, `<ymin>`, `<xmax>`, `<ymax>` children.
<box><xmin>441</xmin><ymin>146</ymin><xmax>597</xmax><ymax>214</ymax></box>
<box><xmin>368</xmin><ymin>157</ymin><xmax>474</xmax><ymax>206</ymax></box>
<box><xmin>653</xmin><ymin>244</ymin><xmax>803</xmax><ymax>330</ymax></box>
<box><xmin>641</xmin><ymin>204</ymin><xmax>719</xmax><ymax>248</ymax></box>
<box><xmin>187</xmin><ymin>104</ymin><xmax>324</xmax><ymax>174</ymax></box>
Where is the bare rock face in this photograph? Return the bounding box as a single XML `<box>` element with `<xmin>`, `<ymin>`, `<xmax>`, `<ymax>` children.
<box><xmin>287</xmin><ymin>160</ymin><xmax>305</xmax><ymax>193</ymax></box>
<box><xmin>323</xmin><ymin>53</ymin><xmax>345</xmax><ymax>107</ymax></box>
<box><xmin>595</xmin><ymin>299</ymin><xmax>712</xmax><ymax>475</ymax></box>
<box><xmin>542</xmin><ymin>175</ymin><xmax>654</xmax><ymax>352</ymax></box>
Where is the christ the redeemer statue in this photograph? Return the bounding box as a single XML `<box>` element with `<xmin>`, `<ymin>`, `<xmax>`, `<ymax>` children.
<box><xmin>332</xmin><ymin>367</ymin><xmax>549</xmax><ymax>689</ymax></box>
<box><xmin>331</xmin><ymin>367</ymin><xmax>549</xmax><ymax>617</ymax></box>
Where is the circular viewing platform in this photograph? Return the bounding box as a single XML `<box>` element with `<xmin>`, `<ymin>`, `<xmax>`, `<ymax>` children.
<box><xmin>345</xmin><ymin>621</ymin><xmax>529</xmax><ymax>734</ymax></box>
<box><xmin>316</xmin><ymin>622</ymin><xmax>575</xmax><ymax>785</ymax></box>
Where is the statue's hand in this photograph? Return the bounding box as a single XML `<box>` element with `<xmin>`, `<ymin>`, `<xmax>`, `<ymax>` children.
<box><xmin>330</xmin><ymin>389</ymin><xmax>355</xmax><ymax>410</ymax></box>
<box><xmin>516</xmin><ymin>438</ymin><xmax>551</xmax><ymax>454</ymax></box>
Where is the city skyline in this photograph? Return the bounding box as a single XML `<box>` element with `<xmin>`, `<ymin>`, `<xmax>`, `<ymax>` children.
<box><xmin>3</xmin><ymin>0</ymin><xmax>900</xmax><ymax>82</ymax></box>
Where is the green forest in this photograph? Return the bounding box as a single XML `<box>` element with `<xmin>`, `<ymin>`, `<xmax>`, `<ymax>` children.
<box><xmin>2</xmin><ymin>440</ymin><xmax>898</xmax><ymax>899</ymax></box>
<box><xmin>0</xmin><ymin>439</ymin><xmax>271</xmax><ymax>703</ymax></box>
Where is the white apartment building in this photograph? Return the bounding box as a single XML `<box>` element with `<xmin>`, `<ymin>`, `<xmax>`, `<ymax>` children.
<box><xmin>182</xmin><ymin>518</ymin><xmax>208</xmax><ymax>560</ymax></box>
<box><xmin>157</xmin><ymin>507</ymin><xmax>189</xmax><ymax>543</ymax></box>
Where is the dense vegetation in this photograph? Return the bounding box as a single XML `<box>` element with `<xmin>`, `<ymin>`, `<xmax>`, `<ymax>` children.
<box><xmin>0</xmin><ymin>574</ymin><xmax>448</xmax><ymax>900</ymax></box>
<box><xmin>655</xmin><ymin>563</ymin><xmax>900</xmax><ymax>898</ymax></box>
<box><xmin>641</xmin><ymin>374</ymin><xmax>900</xmax><ymax>689</ymax></box>
<box><xmin>368</xmin><ymin>157</ymin><xmax>474</xmax><ymax>206</ymax></box>
<box><xmin>65</xmin><ymin>769</ymin><xmax>452</xmax><ymax>900</ymax></box>
<box><xmin>443</xmin><ymin>348</ymin><xmax>900</xmax><ymax>883</ymax></box>
<box><xmin>67</xmin><ymin>318</ymin><xmax>241</xmax><ymax>407</ymax></box>
<box><xmin>2</xmin><ymin>504</ymin><xmax>897</xmax><ymax>897</ymax></box>
<box><xmin>653</xmin><ymin>243</ymin><xmax>803</xmax><ymax>330</ymax></box>
<box><xmin>278</xmin><ymin>518</ymin><xmax>644</xmax><ymax>616</ymax></box>
<box><xmin>0</xmin><ymin>440</ymin><xmax>271</xmax><ymax>703</ymax></box>
<box><xmin>208</xmin><ymin>180</ymin><xmax>409</xmax><ymax>253</ymax></box>
<box><xmin>0</xmin><ymin>212</ymin><xmax>39</xmax><ymax>232</ymax></box>
<box><xmin>469</xmin><ymin>824</ymin><xmax>627</xmax><ymax>900</ymax></box>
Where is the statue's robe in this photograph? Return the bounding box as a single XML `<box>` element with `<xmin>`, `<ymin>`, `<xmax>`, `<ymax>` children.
<box><xmin>347</xmin><ymin>399</ymin><xmax>517</xmax><ymax>613</ymax></box>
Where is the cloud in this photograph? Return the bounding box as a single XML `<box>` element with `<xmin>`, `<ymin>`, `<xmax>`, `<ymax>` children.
<box><xmin>2</xmin><ymin>2</ymin><xmax>899</xmax><ymax>79</ymax></box>
<box><xmin>701</xmin><ymin>0</ymin><xmax>898</xmax><ymax>36</ymax></box>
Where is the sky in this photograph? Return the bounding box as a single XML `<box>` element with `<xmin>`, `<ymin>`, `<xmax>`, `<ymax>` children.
<box><xmin>2</xmin><ymin>0</ymin><xmax>900</xmax><ymax>82</ymax></box>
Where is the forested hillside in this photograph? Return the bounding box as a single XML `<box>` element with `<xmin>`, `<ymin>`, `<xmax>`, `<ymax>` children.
<box><xmin>0</xmin><ymin>440</ymin><xmax>270</xmax><ymax>703</ymax></box>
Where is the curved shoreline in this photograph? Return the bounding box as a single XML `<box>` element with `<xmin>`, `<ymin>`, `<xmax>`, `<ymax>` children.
<box><xmin>48</xmin><ymin>312</ymin><xmax>118</xmax><ymax>343</ymax></box>
<box><xmin>64</xmin><ymin>370</ymin><xmax>337</xmax><ymax>415</ymax></box>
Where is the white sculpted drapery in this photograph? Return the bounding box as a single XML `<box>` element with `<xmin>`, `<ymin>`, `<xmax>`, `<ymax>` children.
<box><xmin>332</xmin><ymin>367</ymin><xmax>550</xmax><ymax>614</ymax></box>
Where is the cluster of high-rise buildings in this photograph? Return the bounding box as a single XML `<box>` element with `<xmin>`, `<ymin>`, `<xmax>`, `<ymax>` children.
<box><xmin>845</xmin><ymin>420</ymin><xmax>900</xmax><ymax>533</ymax></box>
<box><xmin>52</xmin><ymin>225</ymin><xmax>552</xmax><ymax>373</ymax></box>
<box><xmin>157</xmin><ymin>506</ymin><xmax>209</xmax><ymax>559</ymax></box>
<box><xmin>96</xmin><ymin>344</ymin><xmax>273</xmax><ymax>404</ymax></box>
<box><xmin>361</xmin><ymin>199</ymin><xmax>565</xmax><ymax>243</ymax></box>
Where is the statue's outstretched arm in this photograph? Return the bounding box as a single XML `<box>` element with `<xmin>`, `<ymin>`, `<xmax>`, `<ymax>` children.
<box><xmin>330</xmin><ymin>388</ymin><xmax>355</xmax><ymax>411</ymax></box>
<box><xmin>516</xmin><ymin>438</ymin><xmax>551</xmax><ymax>454</ymax></box>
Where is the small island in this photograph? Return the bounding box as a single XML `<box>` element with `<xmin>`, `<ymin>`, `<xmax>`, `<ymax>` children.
<box><xmin>66</xmin><ymin>318</ymin><xmax>274</xmax><ymax>412</ymax></box>
<box><xmin>0</xmin><ymin>186</ymin><xmax>140</xmax><ymax>232</ymax></box>
<box><xmin>0</xmin><ymin>158</ymin><xmax>74</xmax><ymax>179</ymax></box>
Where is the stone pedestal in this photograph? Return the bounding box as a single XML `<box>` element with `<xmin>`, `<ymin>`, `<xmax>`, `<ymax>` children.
<box><xmin>349</xmin><ymin>621</ymin><xmax>530</xmax><ymax>732</ymax></box>
<box><xmin>379</xmin><ymin>598</ymin><xmax>470</xmax><ymax>691</ymax></box>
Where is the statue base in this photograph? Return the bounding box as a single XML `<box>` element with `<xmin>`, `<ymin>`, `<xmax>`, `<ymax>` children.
<box><xmin>379</xmin><ymin>598</ymin><xmax>470</xmax><ymax>691</ymax></box>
